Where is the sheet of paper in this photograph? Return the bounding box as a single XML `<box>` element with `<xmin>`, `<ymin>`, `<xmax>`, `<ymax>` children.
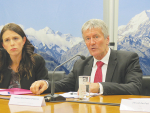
<box><xmin>0</xmin><ymin>89</ymin><xmax>4</xmax><ymax>90</ymax></box>
<box><xmin>59</xmin><ymin>92</ymin><xmax>79</xmax><ymax>98</ymax></box>
<box><xmin>59</xmin><ymin>92</ymin><xmax>100</xmax><ymax>98</ymax></box>
<box><xmin>0</xmin><ymin>91</ymin><xmax>11</xmax><ymax>95</ymax></box>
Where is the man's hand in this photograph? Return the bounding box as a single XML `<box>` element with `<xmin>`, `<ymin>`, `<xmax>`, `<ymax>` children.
<box><xmin>30</xmin><ymin>80</ymin><xmax>48</xmax><ymax>95</ymax></box>
<box><xmin>77</xmin><ymin>83</ymin><xmax>100</xmax><ymax>94</ymax></box>
<box><xmin>89</xmin><ymin>83</ymin><xmax>100</xmax><ymax>93</ymax></box>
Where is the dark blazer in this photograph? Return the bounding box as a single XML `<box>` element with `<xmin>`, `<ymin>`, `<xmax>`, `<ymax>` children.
<box><xmin>54</xmin><ymin>49</ymin><xmax>142</xmax><ymax>95</ymax></box>
<box><xmin>0</xmin><ymin>55</ymin><xmax>49</xmax><ymax>93</ymax></box>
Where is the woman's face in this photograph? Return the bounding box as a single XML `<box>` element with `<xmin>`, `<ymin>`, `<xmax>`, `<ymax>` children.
<box><xmin>2</xmin><ymin>30</ymin><xmax>26</xmax><ymax>57</ymax></box>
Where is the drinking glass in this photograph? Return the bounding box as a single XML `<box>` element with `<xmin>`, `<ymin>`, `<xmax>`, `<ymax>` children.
<box><xmin>79</xmin><ymin>76</ymin><xmax>91</xmax><ymax>101</ymax></box>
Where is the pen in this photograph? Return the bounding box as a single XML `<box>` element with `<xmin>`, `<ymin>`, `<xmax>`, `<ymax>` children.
<box><xmin>0</xmin><ymin>97</ymin><xmax>10</xmax><ymax>100</ymax></box>
<box><xmin>69</xmin><ymin>92</ymin><xmax>78</xmax><ymax>95</ymax></box>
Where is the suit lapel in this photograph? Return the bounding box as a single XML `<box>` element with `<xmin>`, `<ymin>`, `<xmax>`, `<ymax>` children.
<box><xmin>75</xmin><ymin>56</ymin><xmax>93</xmax><ymax>91</ymax></box>
<box><xmin>83</xmin><ymin>57</ymin><xmax>93</xmax><ymax>76</ymax></box>
<box><xmin>105</xmin><ymin>49</ymin><xmax>117</xmax><ymax>82</ymax></box>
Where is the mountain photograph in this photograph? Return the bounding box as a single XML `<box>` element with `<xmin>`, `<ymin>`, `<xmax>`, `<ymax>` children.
<box><xmin>25</xmin><ymin>27</ymin><xmax>83</xmax><ymax>74</ymax></box>
<box><xmin>0</xmin><ymin>1</ymin><xmax>150</xmax><ymax>75</ymax></box>
<box><xmin>118</xmin><ymin>10</ymin><xmax>150</xmax><ymax>75</ymax></box>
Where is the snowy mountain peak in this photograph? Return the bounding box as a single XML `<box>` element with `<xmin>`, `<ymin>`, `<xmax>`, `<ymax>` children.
<box><xmin>145</xmin><ymin>10</ymin><xmax>150</xmax><ymax>18</ymax></box>
<box><xmin>44</xmin><ymin>27</ymin><xmax>55</xmax><ymax>34</ymax></box>
<box><xmin>129</xmin><ymin>10</ymin><xmax>149</xmax><ymax>27</ymax></box>
<box><xmin>55</xmin><ymin>31</ymin><xmax>62</xmax><ymax>36</ymax></box>
<box><xmin>64</xmin><ymin>33</ymin><xmax>72</xmax><ymax>37</ymax></box>
<box><xmin>118</xmin><ymin>10</ymin><xmax>150</xmax><ymax>36</ymax></box>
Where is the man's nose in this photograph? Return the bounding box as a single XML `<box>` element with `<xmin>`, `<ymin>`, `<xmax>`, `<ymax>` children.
<box><xmin>90</xmin><ymin>37</ymin><xmax>96</xmax><ymax>44</ymax></box>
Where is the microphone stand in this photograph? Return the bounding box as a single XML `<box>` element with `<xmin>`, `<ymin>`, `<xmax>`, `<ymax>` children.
<box><xmin>44</xmin><ymin>54</ymin><xmax>85</xmax><ymax>101</ymax></box>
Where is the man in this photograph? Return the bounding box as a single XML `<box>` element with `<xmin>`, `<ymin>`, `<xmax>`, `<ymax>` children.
<box><xmin>31</xmin><ymin>19</ymin><xmax>142</xmax><ymax>95</ymax></box>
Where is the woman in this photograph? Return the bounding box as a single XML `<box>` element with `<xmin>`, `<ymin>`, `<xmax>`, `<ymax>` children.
<box><xmin>0</xmin><ymin>23</ymin><xmax>49</xmax><ymax>94</ymax></box>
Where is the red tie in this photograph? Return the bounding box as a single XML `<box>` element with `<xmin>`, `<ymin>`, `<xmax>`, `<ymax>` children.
<box><xmin>94</xmin><ymin>61</ymin><xmax>104</xmax><ymax>83</ymax></box>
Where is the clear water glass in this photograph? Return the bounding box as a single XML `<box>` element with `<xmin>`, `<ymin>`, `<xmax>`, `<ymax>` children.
<box><xmin>79</xmin><ymin>76</ymin><xmax>91</xmax><ymax>101</ymax></box>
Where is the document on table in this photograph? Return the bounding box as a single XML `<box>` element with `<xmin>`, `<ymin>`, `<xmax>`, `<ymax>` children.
<box><xmin>0</xmin><ymin>88</ymin><xmax>32</xmax><ymax>95</ymax></box>
<box><xmin>59</xmin><ymin>92</ymin><xmax>100</xmax><ymax>98</ymax></box>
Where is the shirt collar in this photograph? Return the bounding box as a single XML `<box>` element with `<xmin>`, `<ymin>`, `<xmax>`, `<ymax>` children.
<box><xmin>93</xmin><ymin>48</ymin><xmax>111</xmax><ymax>67</ymax></box>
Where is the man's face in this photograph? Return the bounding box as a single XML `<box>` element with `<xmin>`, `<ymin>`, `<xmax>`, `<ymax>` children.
<box><xmin>83</xmin><ymin>28</ymin><xmax>109</xmax><ymax>60</ymax></box>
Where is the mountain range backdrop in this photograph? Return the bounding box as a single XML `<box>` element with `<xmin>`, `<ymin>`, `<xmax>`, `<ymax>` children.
<box><xmin>118</xmin><ymin>10</ymin><xmax>150</xmax><ymax>76</ymax></box>
<box><xmin>0</xmin><ymin>10</ymin><xmax>150</xmax><ymax>76</ymax></box>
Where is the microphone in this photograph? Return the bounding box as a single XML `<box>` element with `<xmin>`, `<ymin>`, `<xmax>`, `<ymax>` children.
<box><xmin>44</xmin><ymin>54</ymin><xmax>86</xmax><ymax>102</ymax></box>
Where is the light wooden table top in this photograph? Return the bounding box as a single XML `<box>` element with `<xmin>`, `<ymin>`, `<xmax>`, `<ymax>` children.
<box><xmin>0</xmin><ymin>93</ymin><xmax>149</xmax><ymax>113</ymax></box>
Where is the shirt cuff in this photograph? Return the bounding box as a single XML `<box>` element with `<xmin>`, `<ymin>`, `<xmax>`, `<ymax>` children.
<box><xmin>39</xmin><ymin>80</ymin><xmax>49</xmax><ymax>88</ymax></box>
<box><xmin>99</xmin><ymin>83</ymin><xmax>103</xmax><ymax>94</ymax></box>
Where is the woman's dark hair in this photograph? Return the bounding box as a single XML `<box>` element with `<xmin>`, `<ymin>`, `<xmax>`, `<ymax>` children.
<box><xmin>0</xmin><ymin>23</ymin><xmax>36</xmax><ymax>82</ymax></box>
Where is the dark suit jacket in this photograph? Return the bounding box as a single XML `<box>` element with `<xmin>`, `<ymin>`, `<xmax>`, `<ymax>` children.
<box><xmin>53</xmin><ymin>49</ymin><xmax>142</xmax><ymax>95</ymax></box>
<box><xmin>0</xmin><ymin>55</ymin><xmax>49</xmax><ymax>93</ymax></box>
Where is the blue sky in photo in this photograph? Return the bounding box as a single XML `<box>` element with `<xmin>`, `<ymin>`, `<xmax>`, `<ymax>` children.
<box><xmin>118</xmin><ymin>0</ymin><xmax>150</xmax><ymax>26</ymax></box>
<box><xmin>0</xmin><ymin>0</ymin><xmax>103</xmax><ymax>37</ymax></box>
<box><xmin>1</xmin><ymin>0</ymin><xmax>150</xmax><ymax>37</ymax></box>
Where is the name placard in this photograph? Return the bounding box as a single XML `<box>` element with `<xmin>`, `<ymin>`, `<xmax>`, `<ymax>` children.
<box><xmin>9</xmin><ymin>95</ymin><xmax>46</xmax><ymax>107</ymax></box>
<box><xmin>120</xmin><ymin>98</ymin><xmax>150</xmax><ymax>112</ymax></box>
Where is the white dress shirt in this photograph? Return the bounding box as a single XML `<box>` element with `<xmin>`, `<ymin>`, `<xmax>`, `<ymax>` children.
<box><xmin>90</xmin><ymin>48</ymin><xmax>111</xmax><ymax>94</ymax></box>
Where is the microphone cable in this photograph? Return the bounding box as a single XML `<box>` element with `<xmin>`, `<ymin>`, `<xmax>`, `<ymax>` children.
<box><xmin>45</xmin><ymin>100</ymin><xmax>120</xmax><ymax>106</ymax></box>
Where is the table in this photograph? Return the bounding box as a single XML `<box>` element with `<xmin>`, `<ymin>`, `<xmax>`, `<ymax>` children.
<box><xmin>0</xmin><ymin>94</ymin><xmax>149</xmax><ymax>113</ymax></box>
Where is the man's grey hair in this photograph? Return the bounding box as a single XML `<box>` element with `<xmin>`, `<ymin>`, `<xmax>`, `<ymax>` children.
<box><xmin>81</xmin><ymin>19</ymin><xmax>109</xmax><ymax>39</ymax></box>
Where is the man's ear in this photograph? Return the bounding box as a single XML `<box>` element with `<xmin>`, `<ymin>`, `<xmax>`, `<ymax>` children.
<box><xmin>106</xmin><ymin>36</ymin><xmax>110</xmax><ymax>45</ymax></box>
